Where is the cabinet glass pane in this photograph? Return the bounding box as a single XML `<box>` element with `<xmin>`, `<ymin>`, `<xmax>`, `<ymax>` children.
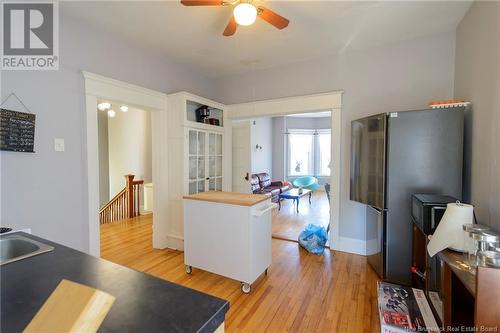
<box><xmin>197</xmin><ymin>157</ymin><xmax>205</xmax><ymax>179</ymax></box>
<box><xmin>209</xmin><ymin>156</ymin><xmax>216</xmax><ymax>177</ymax></box>
<box><xmin>189</xmin><ymin>182</ymin><xmax>197</xmax><ymax>194</ymax></box>
<box><xmin>209</xmin><ymin>133</ymin><xmax>216</xmax><ymax>155</ymax></box>
<box><xmin>209</xmin><ymin>178</ymin><xmax>216</xmax><ymax>191</ymax></box>
<box><xmin>189</xmin><ymin>157</ymin><xmax>197</xmax><ymax>180</ymax></box>
<box><xmin>216</xmin><ymin>156</ymin><xmax>222</xmax><ymax>176</ymax></box>
<box><xmin>216</xmin><ymin>177</ymin><xmax>222</xmax><ymax>191</ymax></box>
<box><xmin>189</xmin><ymin>131</ymin><xmax>197</xmax><ymax>155</ymax></box>
<box><xmin>198</xmin><ymin>180</ymin><xmax>205</xmax><ymax>192</ymax></box>
<box><xmin>217</xmin><ymin>134</ymin><xmax>222</xmax><ymax>155</ymax></box>
<box><xmin>198</xmin><ymin>132</ymin><xmax>205</xmax><ymax>155</ymax></box>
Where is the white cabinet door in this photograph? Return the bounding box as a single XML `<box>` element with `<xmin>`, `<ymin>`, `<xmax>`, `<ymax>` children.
<box><xmin>187</xmin><ymin>129</ymin><xmax>223</xmax><ymax>195</ymax></box>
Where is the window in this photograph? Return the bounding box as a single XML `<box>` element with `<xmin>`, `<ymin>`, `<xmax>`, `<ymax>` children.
<box><xmin>287</xmin><ymin>129</ymin><xmax>331</xmax><ymax>177</ymax></box>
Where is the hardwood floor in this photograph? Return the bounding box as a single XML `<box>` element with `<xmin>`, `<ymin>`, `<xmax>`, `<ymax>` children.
<box><xmin>100</xmin><ymin>214</ymin><xmax>380</xmax><ymax>333</ymax></box>
<box><xmin>272</xmin><ymin>191</ymin><xmax>330</xmax><ymax>242</ymax></box>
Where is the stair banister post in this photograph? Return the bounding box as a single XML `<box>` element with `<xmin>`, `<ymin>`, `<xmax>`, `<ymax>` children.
<box><xmin>125</xmin><ymin>174</ymin><xmax>135</xmax><ymax>218</ymax></box>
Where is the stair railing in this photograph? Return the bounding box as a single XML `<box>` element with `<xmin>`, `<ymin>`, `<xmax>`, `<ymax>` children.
<box><xmin>99</xmin><ymin>174</ymin><xmax>144</xmax><ymax>224</ymax></box>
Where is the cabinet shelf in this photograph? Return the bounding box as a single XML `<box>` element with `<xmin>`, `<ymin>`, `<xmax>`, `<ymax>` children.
<box><xmin>186</xmin><ymin>99</ymin><xmax>224</xmax><ymax>129</ymax></box>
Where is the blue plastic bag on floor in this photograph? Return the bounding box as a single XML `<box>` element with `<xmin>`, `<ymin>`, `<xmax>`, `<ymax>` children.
<box><xmin>298</xmin><ymin>224</ymin><xmax>328</xmax><ymax>255</ymax></box>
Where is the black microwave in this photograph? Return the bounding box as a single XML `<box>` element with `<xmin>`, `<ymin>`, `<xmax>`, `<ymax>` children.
<box><xmin>411</xmin><ymin>194</ymin><xmax>458</xmax><ymax>235</ymax></box>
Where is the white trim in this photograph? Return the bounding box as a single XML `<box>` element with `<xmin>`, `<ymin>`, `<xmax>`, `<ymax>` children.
<box><xmin>83</xmin><ymin>71</ymin><xmax>169</xmax><ymax>256</ymax></box>
<box><xmin>228</xmin><ymin>91</ymin><xmax>342</xmax><ymax>251</ymax></box>
<box><xmin>333</xmin><ymin>237</ymin><xmax>368</xmax><ymax>256</ymax></box>
<box><xmin>227</xmin><ymin>91</ymin><xmax>343</xmax><ymax>119</ymax></box>
<box><xmin>166</xmin><ymin>234</ymin><xmax>184</xmax><ymax>251</ymax></box>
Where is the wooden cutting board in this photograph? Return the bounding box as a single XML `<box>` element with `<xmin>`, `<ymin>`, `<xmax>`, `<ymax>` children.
<box><xmin>24</xmin><ymin>279</ymin><xmax>115</xmax><ymax>333</ymax></box>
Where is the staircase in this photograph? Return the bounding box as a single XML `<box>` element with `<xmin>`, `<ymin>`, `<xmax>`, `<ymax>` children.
<box><xmin>99</xmin><ymin>174</ymin><xmax>144</xmax><ymax>224</ymax></box>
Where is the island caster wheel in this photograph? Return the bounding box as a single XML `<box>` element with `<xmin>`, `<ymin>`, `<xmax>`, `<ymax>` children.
<box><xmin>241</xmin><ymin>283</ymin><xmax>251</xmax><ymax>294</ymax></box>
<box><xmin>265</xmin><ymin>268</ymin><xmax>269</xmax><ymax>275</ymax></box>
<box><xmin>185</xmin><ymin>265</ymin><xmax>192</xmax><ymax>274</ymax></box>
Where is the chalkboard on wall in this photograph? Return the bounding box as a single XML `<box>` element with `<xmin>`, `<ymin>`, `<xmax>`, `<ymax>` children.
<box><xmin>0</xmin><ymin>109</ymin><xmax>36</xmax><ymax>152</ymax></box>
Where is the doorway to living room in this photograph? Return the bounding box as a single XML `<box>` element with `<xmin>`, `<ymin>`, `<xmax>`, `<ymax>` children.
<box><xmin>229</xmin><ymin>92</ymin><xmax>342</xmax><ymax>249</ymax></box>
<box><xmin>271</xmin><ymin>111</ymin><xmax>332</xmax><ymax>242</ymax></box>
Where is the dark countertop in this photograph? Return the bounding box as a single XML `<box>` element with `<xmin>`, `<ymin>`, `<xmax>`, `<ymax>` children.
<box><xmin>0</xmin><ymin>232</ymin><xmax>229</xmax><ymax>333</ymax></box>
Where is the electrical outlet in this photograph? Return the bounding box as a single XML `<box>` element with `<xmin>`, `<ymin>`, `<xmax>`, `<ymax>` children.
<box><xmin>54</xmin><ymin>138</ymin><xmax>65</xmax><ymax>152</ymax></box>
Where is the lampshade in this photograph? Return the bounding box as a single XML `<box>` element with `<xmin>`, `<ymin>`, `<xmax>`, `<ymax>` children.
<box><xmin>427</xmin><ymin>202</ymin><xmax>474</xmax><ymax>257</ymax></box>
<box><xmin>233</xmin><ymin>3</ymin><xmax>257</xmax><ymax>26</ymax></box>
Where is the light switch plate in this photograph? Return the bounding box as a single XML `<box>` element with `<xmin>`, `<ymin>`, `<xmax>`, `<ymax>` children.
<box><xmin>54</xmin><ymin>138</ymin><xmax>65</xmax><ymax>152</ymax></box>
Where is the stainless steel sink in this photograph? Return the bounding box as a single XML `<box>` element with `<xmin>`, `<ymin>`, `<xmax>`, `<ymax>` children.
<box><xmin>0</xmin><ymin>235</ymin><xmax>54</xmax><ymax>265</ymax></box>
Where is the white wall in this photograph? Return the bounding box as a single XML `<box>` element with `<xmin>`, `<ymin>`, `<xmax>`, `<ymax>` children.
<box><xmin>108</xmin><ymin>108</ymin><xmax>152</xmax><ymax>198</ymax></box>
<box><xmin>285</xmin><ymin>116</ymin><xmax>331</xmax><ymax>131</ymax></box>
<box><xmin>97</xmin><ymin>111</ymin><xmax>109</xmax><ymax>207</ymax></box>
<box><xmin>216</xmin><ymin>32</ymin><xmax>456</xmax><ymax>241</ymax></box>
<box><xmin>0</xmin><ymin>6</ymin><xmax>217</xmax><ymax>252</ymax></box>
<box><xmin>250</xmin><ymin>117</ymin><xmax>273</xmax><ymax>176</ymax></box>
<box><xmin>454</xmin><ymin>2</ymin><xmax>500</xmax><ymax>232</ymax></box>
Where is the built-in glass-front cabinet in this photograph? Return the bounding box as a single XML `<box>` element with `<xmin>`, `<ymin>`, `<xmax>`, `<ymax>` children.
<box><xmin>166</xmin><ymin>91</ymin><xmax>228</xmax><ymax>249</ymax></box>
<box><xmin>187</xmin><ymin>129</ymin><xmax>223</xmax><ymax>194</ymax></box>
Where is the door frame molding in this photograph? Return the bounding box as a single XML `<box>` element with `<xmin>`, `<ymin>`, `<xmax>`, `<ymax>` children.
<box><xmin>227</xmin><ymin>91</ymin><xmax>343</xmax><ymax>250</ymax></box>
<box><xmin>83</xmin><ymin>71</ymin><xmax>169</xmax><ymax>256</ymax></box>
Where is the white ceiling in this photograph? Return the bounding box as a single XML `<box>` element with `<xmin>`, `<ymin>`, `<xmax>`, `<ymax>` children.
<box><xmin>62</xmin><ymin>1</ymin><xmax>472</xmax><ymax>78</ymax></box>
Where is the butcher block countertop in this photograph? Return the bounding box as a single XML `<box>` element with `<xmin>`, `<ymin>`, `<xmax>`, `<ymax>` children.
<box><xmin>183</xmin><ymin>191</ymin><xmax>269</xmax><ymax>206</ymax></box>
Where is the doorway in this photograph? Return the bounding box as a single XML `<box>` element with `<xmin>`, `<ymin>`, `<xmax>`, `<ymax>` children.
<box><xmin>83</xmin><ymin>71</ymin><xmax>169</xmax><ymax>257</ymax></box>
<box><xmin>228</xmin><ymin>92</ymin><xmax>342</xmax><ymax>248</ymax></box>
<box><xmin>96</xmin><ymin>102</ymin><xmax>153</xmax><ymax>256</ymax></box>
<box><xmin>272</xmin><ymin>112</ymin><xmax>332</xmax><ymax>242</ymax></box>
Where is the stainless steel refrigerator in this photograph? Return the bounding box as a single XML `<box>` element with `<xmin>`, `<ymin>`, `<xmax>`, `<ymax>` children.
<box><xmin>350</xmin><ymin>108</ymin><xmax>464</xmax><ymax>285</ymax></box>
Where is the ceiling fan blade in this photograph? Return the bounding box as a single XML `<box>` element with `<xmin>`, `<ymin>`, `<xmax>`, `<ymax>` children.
<box><xmin>257</xmin><ymin>6</ymin><xmax>289</xmax><ymax>30</ymax></box>
<box><xmin>223</xmin><ymin>15</ymin><xmax>237</xmax><ymax>36</ymax></box>
<box><xmin>180</xmin><ymin>0</ymin><xmax>223</xmax><ymax>6</ymax></box>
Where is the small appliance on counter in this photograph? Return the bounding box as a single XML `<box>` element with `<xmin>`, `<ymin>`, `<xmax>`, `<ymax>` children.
<box><xmin>411</xmin><ymin>194</ymin><xmax>458</xmax><ymax>325</ymax></box>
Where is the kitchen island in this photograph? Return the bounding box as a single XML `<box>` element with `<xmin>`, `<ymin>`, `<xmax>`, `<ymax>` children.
<box><xmin>0</xmin><ymin>232</ymin><xmax>228</xmax><ymax>333</ymax></box>
<box><xmin>183</xmin><ymin>192</ymin><xmax>275</xmax><ymax>294</ymax></box>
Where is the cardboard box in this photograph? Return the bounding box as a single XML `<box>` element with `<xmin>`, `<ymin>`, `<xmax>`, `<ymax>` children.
<box><xmin>378</xmin><ymin>281</ymin><xmax>439</xmax><ymax>333</ymax></box>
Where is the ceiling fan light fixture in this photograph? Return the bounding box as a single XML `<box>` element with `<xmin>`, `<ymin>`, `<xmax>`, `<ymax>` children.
<box><xmin>233</xmin><ymin>3</ymin><xmax>257</xmax><ymax>26</ymax></box>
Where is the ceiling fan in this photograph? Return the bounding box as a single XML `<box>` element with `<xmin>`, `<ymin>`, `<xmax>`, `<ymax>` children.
<box><xmin>180</xmin><ymin>0</ymin><xmax>290</xmax><ymax>36</ymax></box>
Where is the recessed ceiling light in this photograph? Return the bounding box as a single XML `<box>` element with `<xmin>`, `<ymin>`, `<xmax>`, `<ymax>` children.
<box><xmin>97</xmin><ymin>102</ymin><xmax>111</xmax><ymax>111</ymax></box>
<box><xmin>120</xmin><ymin>105</ymin><xmax>129</xmax><ymax>113</ymax></box>
<box><xmin>107</xmin><ymin>110</ymin><xmax>116</xmax><ymax>118</ymax></box>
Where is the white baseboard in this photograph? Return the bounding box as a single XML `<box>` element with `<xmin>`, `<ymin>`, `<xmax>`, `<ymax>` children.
<box><xmin>365</xmin><ymin>238</ymin><xmax>379</xmax><ymax>256</ymax></box>
<box><xmin>332</xmin><ymin>236</ymin><xmax>368</xmax><ymax>256</ymax></box>
<box><xmin>166</xmin><ymin>234</ymin><xmax>184</xmax><ymax>251</ymax></box>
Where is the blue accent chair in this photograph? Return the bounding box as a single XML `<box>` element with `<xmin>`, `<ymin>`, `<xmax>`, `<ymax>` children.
<box><xmin>293</xmin><ymin>176</ymin><xmax>320</xmax><ymax>192</ymax></box>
